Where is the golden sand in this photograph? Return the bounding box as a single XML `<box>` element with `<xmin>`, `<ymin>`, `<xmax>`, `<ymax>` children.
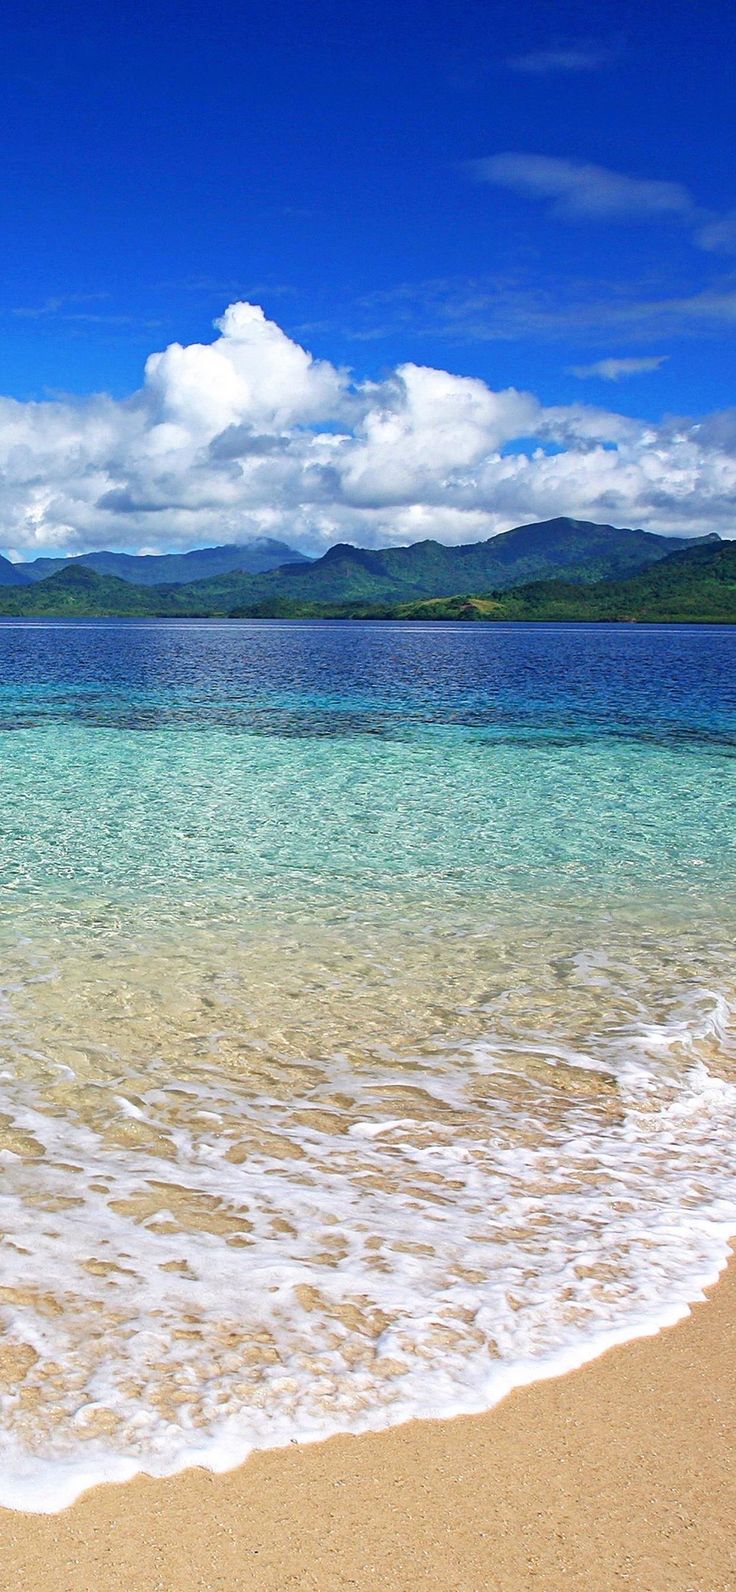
<box><xmin>2</xmin><ymin>1257</ymin><xmax>734</xmax><ymax>1592</ymax></box>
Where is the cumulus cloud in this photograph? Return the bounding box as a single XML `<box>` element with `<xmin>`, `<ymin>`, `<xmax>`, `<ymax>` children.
<box><xmin>569</xmin><ymin>356</ymin><xmax>668</xmax><ymax>381</ymax></box>
<box><xmin>144</xmin><ymin>301</ymin><xmax>346</xmax><ymax>435</ymax></box>
<box><xmin>468</xmin><ymin>154</ymin><xmax>694</xmax><ymax>222</ymax></box>
<box><xmin>0</xmin><ymin>301</ymin><xmax>735</xmax><ymax>560</ymax></box>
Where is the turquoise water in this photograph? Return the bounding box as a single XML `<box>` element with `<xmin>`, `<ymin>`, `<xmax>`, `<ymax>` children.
<box><xmin>0</xmin><ymin>620</ymin><xmax>735</xmax><ymax>1509</ymax></box>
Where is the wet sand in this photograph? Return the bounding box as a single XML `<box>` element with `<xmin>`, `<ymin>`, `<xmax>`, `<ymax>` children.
<box><xmin>2</xmin><ymin>1257</ymin><xmax>734</xmax><ymax>1592</ymax></box>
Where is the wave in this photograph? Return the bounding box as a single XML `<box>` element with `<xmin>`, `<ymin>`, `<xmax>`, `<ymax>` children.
<box><xmin>0</xmin><ymin>977</ymin><xmax>733</xmax><ymax>1512</ymax></box>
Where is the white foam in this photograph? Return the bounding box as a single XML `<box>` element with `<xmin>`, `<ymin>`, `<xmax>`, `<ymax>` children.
<box><xmin>0</xmin><ymin>983</ymin><xmax>734</xmax><ymax>1513</ymax></box>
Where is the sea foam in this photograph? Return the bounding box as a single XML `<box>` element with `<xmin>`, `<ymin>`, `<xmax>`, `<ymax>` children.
<box><xmin>0</xmin><ymin>970</ymin><xmax>733</xmax><ymax>1513</ymax></box>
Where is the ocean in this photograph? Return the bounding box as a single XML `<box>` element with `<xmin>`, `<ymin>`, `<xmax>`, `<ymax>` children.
<box><xmin>0</xmin><ymin>618</ymin><xmax>734</xmax><ymax>1510</ymax></box>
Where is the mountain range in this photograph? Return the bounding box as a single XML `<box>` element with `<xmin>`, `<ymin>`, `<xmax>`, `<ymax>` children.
<box><xmin>248</xmin><ymin>518</ymin><xmax>713</xmax><ymax>607</ymax></box>
<box><xmin>0</xmin><ymin>518</ymin><xmax>730</xmax><ymax>621</ymax></box>
<box><xmin>0</xmin><ymin>538</ymin><xmax>310</xmax><ymax>587</ymax></box>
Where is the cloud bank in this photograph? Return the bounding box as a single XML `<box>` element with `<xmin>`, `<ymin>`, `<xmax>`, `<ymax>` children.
<box><xmin>1</xmin><ymin>301</ymin><xmax>735</xmax><ymax>560</ymax></box>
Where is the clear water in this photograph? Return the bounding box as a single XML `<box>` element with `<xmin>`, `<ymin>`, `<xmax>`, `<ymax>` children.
<box><xmin>0</xmin><ymin>619</ymin><xmax>734</xmax><ymax>1510</ymax></box>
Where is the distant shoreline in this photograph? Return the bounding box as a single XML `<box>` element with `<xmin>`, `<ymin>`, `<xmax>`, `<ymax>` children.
<box><xmin>0</xmin><ymin>612</ymin><xmax>734</xmax><ymax>625</ymax></box>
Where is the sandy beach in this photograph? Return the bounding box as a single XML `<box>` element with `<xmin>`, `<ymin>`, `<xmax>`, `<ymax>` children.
<box><xmin>0</xmin><ymin>1256</ymin><xmax>732</xmax><ymax>1592</ymax></box>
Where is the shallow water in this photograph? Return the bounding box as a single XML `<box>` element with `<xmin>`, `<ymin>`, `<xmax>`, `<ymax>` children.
<box><xmin>0</xmin><ymin>620</ymin><xmax>734</xmax><ymax>1510</ymax></box>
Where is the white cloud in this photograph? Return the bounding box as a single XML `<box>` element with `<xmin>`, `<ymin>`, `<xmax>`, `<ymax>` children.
<box><xmin>352</xmin><ymin>271</ymin><xmax>736</xmax><ymax>346</ymax></box>
<box><xmin>696</xmin><ymin>211</ymin><xmax>736</xmax><ymax>255</ymax></box>
<box><xmin>0</xmin><ymin>302</ymin><xmax>734</xmax><ymax>560</ymax></box>
<box><xmin>466</xmin><ymin>153</ymin><xmax>736</xmax><ymax>263</ymax></box>
<box><xmin>609</xmin><ymin>285</ymin><xmax>736</xmax><ymax>326</ymax></box>
<box><xmin>507</xmin><ymin>45</ymin><xmax>614</xmax><ymax>74</ymax></box>
<box><xmin>144</xmin><ymin>301</ymin><xmax>347</xmax><ymax>434</ymax></box>
<box><xmin>468</xmin><ymin>154</ymin><xmax>694</xmax><ymax>222</ymax></box>
<box><xmin>339</xmin><ymin>364</ymin><xmax>539</xmax><ymax>506</ymax></box>
<box><xmin>569</xmin><ymin>356</ymin><xmax>668</xmax><ymax>381</ymax></box>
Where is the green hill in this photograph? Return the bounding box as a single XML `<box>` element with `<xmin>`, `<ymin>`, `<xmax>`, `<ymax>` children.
<box><xmin>389</xmin><ymin>539</ymin><xmax>736</xmax><ymax>624</ymax></box>
<box><xmin>213</xmin><ymin>518</ymin><xmax>716</xmax><ymax>610</ymax></box>
<box><xmin>4</xmin><ymin>516</ymin><xmax>715</xmax><ymax>607</ymax></box>
<box><xmin>0</xmin><ymin>523</ymin><xmax>731</xmax><ymax>622</ymax></box>
<box><xmin>0</xmin><ymin>565</ymin><xmax>154</xmax><ymax>614</ymax></box>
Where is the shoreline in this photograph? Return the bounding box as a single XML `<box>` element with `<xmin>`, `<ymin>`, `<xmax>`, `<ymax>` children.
<box><xmin>2</xmin><ymin>1255</ymin><xmax>734</xmax><ymax>1590</ymax></box>
<box><xmin>1</xmin><ymin>615</ymin><xmax>735</xmax><ymax>625</ymax></box>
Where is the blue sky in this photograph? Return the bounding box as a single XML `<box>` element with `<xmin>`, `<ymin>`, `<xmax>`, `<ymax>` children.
<box><xmin>0</xmin><ymin>0</ymin><xmax>734</xmax><ymax>556</ymax></box>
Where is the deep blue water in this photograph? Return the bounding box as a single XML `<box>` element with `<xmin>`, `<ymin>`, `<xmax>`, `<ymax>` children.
<box><xmin>0</xmin><ymin>620</ymin><xmax>734</xmax><ymax>744</ymax></box>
